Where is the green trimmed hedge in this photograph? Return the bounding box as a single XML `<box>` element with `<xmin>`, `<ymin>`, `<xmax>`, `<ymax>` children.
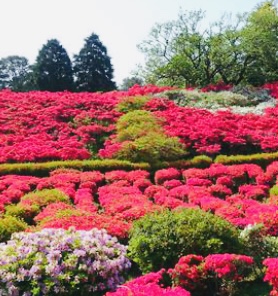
<box><xmin>215</xmin><ymin>152</ymin><xmax>278</xmax><ymax>168</ymax></box>
<box><xmin>1</xmin><ymin>151</ymin><xmax>278</xmax><ymax>177</ymax></box>
<box><xmin>0</xmin><ymin>159</ymin><xmax>150</xmax><ymax>176</ymax></box>
<box><xmin>153</xmin><ymin>155</ymin><xmax>213</xmax><ymax>169</ymax></box>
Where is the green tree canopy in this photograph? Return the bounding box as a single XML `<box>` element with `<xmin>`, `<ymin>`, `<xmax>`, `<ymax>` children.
<box><xmin>0</xmin><ymin>56</ymin><xmax>34</xmax><ymax>91</ymax></box>
<box><xmin>34</xmin><ymin>39</ymin><xmax>74</xmax><ymax>91</ymax></box>
<box><xmin>73</xmin><ymin>33</ymin><xmax>116</xmax><ymax>92</ymax></box>
<box><xmin>120</xmin><ymin>75</ymin><xmax>144</xmax><ymax>90</ymax></box>
<box><xmin>243</xmin><ymin>0</ymin><xmax>278</xmax><ymax>85</ymax></box>
<box><xmin>139</xmin><ymin>1</ymin><xmax>278</xmax><ymax>87</ymax></box>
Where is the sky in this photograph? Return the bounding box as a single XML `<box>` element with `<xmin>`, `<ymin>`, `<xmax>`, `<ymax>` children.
<box><xmin>0</xmin><ymin>0</ymin><xmax>265</xmax><ymax>86</ymax></box>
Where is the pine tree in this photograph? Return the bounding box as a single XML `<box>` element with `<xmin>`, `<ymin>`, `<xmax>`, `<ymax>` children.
<box><xmin>34</xmin><ymin>39</ymin><xmax>74</xmax><ymax>91</ymax></box>
<box><xmin>73</xmin><ymin>33</ymin><xmax>116</xmax><ymax>92</ymax></box>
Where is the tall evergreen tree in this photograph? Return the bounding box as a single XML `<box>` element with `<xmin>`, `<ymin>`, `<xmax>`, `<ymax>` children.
<box><xmin>73</xmin><ymin>33</ymin><xmax>116</xmax><ymax>92</ymax></box>
<box><xmin>34</xmin><ymin>39</ymin><xmax>74</xmax><ymax>91</ymax></box>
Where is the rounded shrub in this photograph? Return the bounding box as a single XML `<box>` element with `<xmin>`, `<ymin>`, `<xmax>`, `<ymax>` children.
<box><xmin>116</xmin><ymin>110</ymin><xmax>162</xmax><ymax>142</ymax></box>
<box><xmin>0</xmin><ymin>228</ymin><xmax>131</xmax><ymax>296</ymax></box>
<box><xmin>116</xmin><ymin>133</ymin><xmax>187</xmax><ymax>164</ymax></box>
<box><xmin>128</xmin><ymin>208</ymin><xmax>242</xmax><ymax>273</ymax></box>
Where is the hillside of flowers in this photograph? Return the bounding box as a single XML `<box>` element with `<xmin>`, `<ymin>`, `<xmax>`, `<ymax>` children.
<box><xmin>0</xmin><ymin>82</ymin><xmax>278</xmax><ymax>295</ymax></box>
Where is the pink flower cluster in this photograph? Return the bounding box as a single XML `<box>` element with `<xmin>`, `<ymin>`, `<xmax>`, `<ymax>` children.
<box><xmin>154</xmin><ymin>103</ymin><xmax>278</xmax><ymax>155</ymax></box>
<box><xmin>264</xmin><ymin>82</ymin><xmax>278</xmax><ymax>99</ymax></box>
<box><xmin>0</xmin><ymin>86</ymin><xmax>173</xmax><ymax>163</ymax></box>
<box><xmin>106</xmin><ymin>269</ymin><xmax>191</xmax><ymax>296</ymax></box>
<box><xmin>170</xmin><ymin>254</ymin><xmax>254</xmax><ymax>291</ymax></box>
<box><xmin>263</xmin><ymin>258</ymin><xmax>278</xmax><ymax>296</ymax></box>
<box><xmin>1</xmin><ymin>161</ymin><xmax>278</xmax><ymax>238</ymax></box>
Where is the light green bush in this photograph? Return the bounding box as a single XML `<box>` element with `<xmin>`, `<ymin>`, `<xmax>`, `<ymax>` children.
<box><xmin>0</xmin><ymin>216</ymin><xmax>27</xmax><ymax>242</ymax></box>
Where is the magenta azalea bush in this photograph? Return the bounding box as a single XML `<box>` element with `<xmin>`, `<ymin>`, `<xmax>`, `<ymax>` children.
<box><xmin>106</xmin><ymin>269</ymin><xmax>191</xmax><ymax>296</ymax></box>
<box><xmin>0</xmin><ymin>228</ymin><xmax>131</xmax><ymax>296</ymax></box>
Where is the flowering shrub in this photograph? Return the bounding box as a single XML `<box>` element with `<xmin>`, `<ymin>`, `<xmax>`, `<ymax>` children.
<box><xmin>106</xmin><ymin>269</ymin><xmax>191</xmax><ymax>296</ymax></box>
<box><xmin>204</xmin><ymin>254</ymin><xmax>254</xmax><ymax>280</ymax></box>
<box><xmin>37</xmin><ymin>210</ymin><xmax>132</xmax><ymax>239</ymax></box>
<box><xmin>0</xmin><ymin>228</ymin><xmax>131</xmax><ymax>296</ymax></box>
<box><xmin>154</xmin><ymin>102</ymin><xmax>278</xmax><ymax>156</ymax></box>
<box><xmin>169</xmin><ymin>255</ymin><xmax>205</xmax><ymax>291</ymax></box>
<box><xmin>263</xmin><ymin>258</ymin><xmax>278</xmax><ymax>296</ymax></box>
<box><xmin>154</xmin><ymin>168</ymin><xmax>181</xmax><ymax>185</ymax></box>
<box><xmin>170</xmin><ymin>254</ymin><xmax>254</xmax><ymax>295</ymax></box>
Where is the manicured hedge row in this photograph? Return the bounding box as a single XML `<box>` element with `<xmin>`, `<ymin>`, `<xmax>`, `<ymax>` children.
<box><xmin>154</xmin><ymin>155</ymin><xmax>213</xmax><ymax>170</ymax></box>
<box><xmin>0</xmin><ymin>156</ymin><xmax>213</xmax><ymax>176</ymax></box>
<box><xmin>1</xmin><ymin>152</ymin><xmax>278</xmax><ymax>177</ymax></box>
<box><xmin>215</xmin><ymin>151</ymin><xmax>278</xmax><ymax>168</ymax></box>
<box><xmin>0</xmin><ymin>159</ymin><xmax>151</xmax><ymax>176</ymax></box>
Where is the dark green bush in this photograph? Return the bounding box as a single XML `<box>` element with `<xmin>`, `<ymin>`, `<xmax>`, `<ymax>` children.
<box><xmin>128</xmin><ymin>208</ymin><xmax>242</xmax><ymax>273</ymax></box>
<box><xmin>0</xmin><ymin>216</ymin><xmax>27</xmax><ymax>242</ymax></box>
<box><xmin>116</xmin><ymin>96</ymin><xmax>151</xmax><ymax>113</ymax></box>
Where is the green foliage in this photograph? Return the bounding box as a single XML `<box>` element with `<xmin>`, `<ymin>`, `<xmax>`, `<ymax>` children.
<box><xmin>0</xmin><ymin>56</ymin><xmax>35</xmax><ymax>91</ymax></box>
<box><xmin>120</xmin><ymin>76</ymin><xmax>144</xmax><ymax>90</ymax></box>
<box><xmin>5</xmin><ymin>204</ymin><xmax>40</xmax><ymax>224</ymax></box>
<box><xmin>232</xmin><ymin>85</ymin><xmax>275</xmax><ymax>103</ymax></box>
<box><xmin>139</xmin><ymin>1</ymin><xmax>278</xmax><ymax>87</ymax></box>
<box><xmin>239</xmin><ymin>224</ymin><xmax>278</xmax><ymax>273</ymax></box>
<box><xmin>152</xmin><ymin>155</ymin><xmax>213</xmax><ymax>170</ymax></box>
<box><xmin>0</xmin><ymin>216</ymin><xmax>27</xmax><ymax>242</ymax></box>
<box><xmin>116</xmin><ymin>133</ymin><xmax>187</xmax><ymax>164</ymax></box>
<box><xmin>73</xmin><ymin>33</ymin><xmax>116</xmax><ymax>92</ymax></box>
<box><xmin>21</xmin><ymin>189</ymin><xmax>70</xmax><ymax>206</ymax></box>
<box><xmin>270</xmin><ymin>185</ymin><xmax>278</xmax><ymax>196</ymax></box>
<box><xmin>128</xmin><ymin>208</ymin><xmax>242</xmax><ymax>273</ymax></box>
<box><xmin>0</xmin><ymin>159</ymin><xmax>150</xmax><ymax>177</ymax></box>
<box><xmin>116</xmin><ymin>96</ymin><xmax>151</xmax><ymax>113</ymax></box>
<box><xmin>116</xmin><ymin>110</ymin><xmax>162</xmax><ymax>142</ymax></box>
<box><xmin>162</xmin><ymin>89</ymin><xmax>254</xmax><ymax>108</ymax></box>
<box><xmin>34</xmin><ymin>39</ymin><xmax>74</xmax><ymax>91</ymax></box>
<box><xmin>6</xmin><ymin>189</ymin><xmax>70</xmax><ymax>224</ymax></box>
<box><xmin>215</xmin><ymin>152</ymin><xmax>278</xmax><ymax>168</ymax></box>
<box><xmin>114</xmin><ymin>110</ymin><xmax>187</xmax><ymax>164</ymax></box>
<box><xmin>243</xmin><ymin>1</ymin><xmax>278</xmax><ymax>84</ymax></box>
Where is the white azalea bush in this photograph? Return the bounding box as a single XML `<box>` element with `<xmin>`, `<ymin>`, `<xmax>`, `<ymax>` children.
<box><xmin>159</xmin><ymin>89</ymin><xmax>276</xmax><ymax>115</ymax></box>
<box><xmin>0</xmin><ymin>228</ymin><xmax>131</xmax><ymax>296</ymax></box>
